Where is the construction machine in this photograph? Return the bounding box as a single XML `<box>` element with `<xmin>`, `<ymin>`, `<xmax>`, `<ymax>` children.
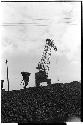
<box><xmin>35</xmin><ymin>39</ymin><xmax>57</xmax><ymax>87</ymax></box>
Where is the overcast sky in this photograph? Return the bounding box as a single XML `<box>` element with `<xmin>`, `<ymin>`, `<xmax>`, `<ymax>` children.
<box><xmin>0</xmin><ymin>2</ymin><xmax>81</xmax><ymax>91</ymax></box>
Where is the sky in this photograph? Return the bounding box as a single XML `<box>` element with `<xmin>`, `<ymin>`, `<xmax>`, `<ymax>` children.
<box><xmin>0</xmin><ymin>2</ymin><xmax>81</xmax><ymax>91</ymax></box>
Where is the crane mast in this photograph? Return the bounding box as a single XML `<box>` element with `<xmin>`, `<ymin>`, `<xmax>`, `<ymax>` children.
<box><xmin>36</xmin><ymin>39</ymin><xmax>57</xmax><ymax>75</ymax></box>
<box><xmin>35</xmin><ymin>39</ymin><xmax>57</xmax><ymax>87</ymax></box>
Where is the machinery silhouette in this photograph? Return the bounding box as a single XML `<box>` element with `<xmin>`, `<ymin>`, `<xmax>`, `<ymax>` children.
<box><xmin>35</xmin><ymin>39</ymin><xmax>57</xmax><ymax>87</ymax></box>
<box><xmin>21</xmin><ymin>72</ymin><xmax>31</xmax><ymax>89</ymax></box>
<box><xmin>21</xmin><ymin>39</ymin><xmax>57</xmax><ymax>88</ymax></box>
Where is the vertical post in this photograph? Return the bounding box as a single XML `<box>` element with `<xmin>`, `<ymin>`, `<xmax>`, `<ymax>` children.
<box><xmin>7</xmin><ymin>66</ymin><xmax>9</xmax><ymax>91</ymax></box>
<box><xmin>6</xmin><ymin>59</ymin><xmax>9</xmax><ymax>91</ymax></box>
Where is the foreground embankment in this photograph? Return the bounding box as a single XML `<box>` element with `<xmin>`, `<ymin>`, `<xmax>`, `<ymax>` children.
<box><xmin>1</xmin><ymin>81</ymin><xmax>81</xmax><ymax>123</ymax></box>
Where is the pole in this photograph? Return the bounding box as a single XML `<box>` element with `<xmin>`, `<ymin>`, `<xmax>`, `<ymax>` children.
<box><xmin>6</xmin><ymin>59</ymin><xmax>9</xmax><ymax>91</ymax></box>
<box><xmin>7</xmin><ymin>66</ymin><xmax>9</xmax><ymax>91</ymax></box>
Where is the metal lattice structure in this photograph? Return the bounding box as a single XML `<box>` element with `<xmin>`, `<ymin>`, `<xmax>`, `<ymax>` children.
<box><xmin>35</xmin><ymin>39</ymin><xmax>57</xmax><ymax>87</ymax></box>
<box><xmin>36</xmin><ymin>39</ymin><xmax>57</xmax><ymax>76</ymax></box>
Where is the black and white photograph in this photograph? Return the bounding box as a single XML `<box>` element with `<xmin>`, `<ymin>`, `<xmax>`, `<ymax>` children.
<box><xmin>0</xmin><ymin>1</ymin><xmax>81</xmax><ymax>124</ymax></box>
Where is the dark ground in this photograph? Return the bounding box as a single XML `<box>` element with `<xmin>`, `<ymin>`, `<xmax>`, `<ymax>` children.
<box><xmin>1</xmin><ymin>81</ymin><xmax>81</xmax><ymax>123</ymax></box>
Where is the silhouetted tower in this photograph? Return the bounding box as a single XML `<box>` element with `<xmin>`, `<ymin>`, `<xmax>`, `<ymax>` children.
<box><xmin>5</xmin><ymin>59</ymin><xmax>9</xmax><ymax>91</ymax></box>
<box><xmin>35</xmin><ymin>39</ymin><xmax>57</xmax><ymax>87</ymax></box>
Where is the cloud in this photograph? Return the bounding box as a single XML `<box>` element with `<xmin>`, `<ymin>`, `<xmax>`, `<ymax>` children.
<box><xmin>1</xmin><ymin>2</ymin><xmax>81</xmax><ymax>57</ymax></box>
<box><xmin>47</xmin><ymin>3</ymin><xmax>81</xmax><ymax>62</ymax></box>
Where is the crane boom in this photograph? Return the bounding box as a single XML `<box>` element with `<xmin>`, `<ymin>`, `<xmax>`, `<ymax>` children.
<box><xmin>36</xmin><ymin>39</ymin><xmax>57</xmax><ymax>75</ymax></box>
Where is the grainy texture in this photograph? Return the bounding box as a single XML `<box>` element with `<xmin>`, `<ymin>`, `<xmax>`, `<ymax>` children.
<box><xmin>1</xmin><ymin>81</ymin><xmax>81</xmax><ymax>123</ymax></box>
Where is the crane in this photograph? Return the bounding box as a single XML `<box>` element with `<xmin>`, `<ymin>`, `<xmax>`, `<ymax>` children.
<box><xmin>35</xmin><ymin>39</ymin><xmax>57</xmax><ymax>87</ymax></box>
